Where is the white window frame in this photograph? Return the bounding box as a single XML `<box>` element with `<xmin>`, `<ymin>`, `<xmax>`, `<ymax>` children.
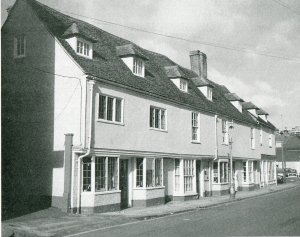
<box><xmin>14</xmin><ymin>35</ymin><xmax>26</xmax><ymax>58</ymax></box>
<box><xmin>213</xmin><ymin>161</ymin><xmax>229</xmax><ymax>184</ymax></box>
<box><xmin>98</xmin><ymin>94</ymin><xmax>123</xmax><ymax>124</ymax></box>
<box><xmin>135</xmin><ymin>158</ymin><xmax>163</xmax><ymax>188</ymax></box>
<box><xmin>174</xmin><ymin>159</ymin><xmax>196</xmax><ymax>194</ymax></box>
<box><xmin>207</xmin><ymin>87</ymin><xmax>212</xmax><ymax>101</ymax></box>
<box><xmin>222</xmin><ymin>119</ymin><xmax>229</xmax><ymax>144</ymax></box>
<box><xmin>133</xmin><ymin>57</ymin><xmax>145</xmax><ymax>77</ymax></box>
<box><xmin>180</xmin><ymin>79</ymin><xmax>188</xmax><ymax>92</ymax></box>
<box><xmin>192</xmin><ymin>112</ymin><xmax>200</xmax><ymax>142</ymax></box>
<box><xmin>150</xmin><ymin>106</ymin><xmax>167</xmax><ymax>131</ymax></box>
<box><xmin>251</xmin><ymin>128</ymin><xmax>255</xmax><ymax>149</ymax></box>
<box><xmin>242</xmin><ymin>160</ymin><xmax>254</xmax><ymax>183</ymax></box>
<box><xmin>76</xmin><ymin>38</ymin><xmax>92</xmax><ymax>58</ymax></box>
<box><xmin>82</xmin><ymin>156</ymin><xmax>119</xmax><ymax>193</ymax></box>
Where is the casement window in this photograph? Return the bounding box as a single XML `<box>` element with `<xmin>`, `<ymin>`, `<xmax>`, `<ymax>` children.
<box><xmin>14</xmin><ymin>35</ymin><xmax>26</xmax><ymax>58</ymax></box>
<box><xmin>82</xmin><ymin>156</ymin><xmax>119</xmax><ymax>192</ymax></box>
<box><xmin>82</xmin><ymin>157</ymin><xmax>92</xmax><ymax>192</ymax></box>
<box><xmin>184</xmin><ymin>160</ymin><xmax>194</xmax><ymax>192</ymax></box>
<box><xmin>180</xmin><ymin>79</ymin><xmax>188</xmax><ymax>92</ymax></box>
<box><xmin>77</xmin><ymin>40</ymin><xmax>90</xmax><ymax>57</ymax></box>
<box><xmin>174</xmin><ymin>159</ymin><xmax>195</xmax><ymax>193</ymax></box>
<box><xmin>248</xmin><ymin>161</ymin><xmax>253</xmax><ymax>182</ymax></box>
<box><xmin>98</xmin><ymin>94</ymin><xmax>123</xmax><ymax>123</ymax></box>
<box><xmin>133</xmin><ymin>57</ymin><xmax>144</xmax><ymax>77</ymax></box>
<box><xmin>207</xmin><ymin>87</ymin><xmax>212</xmax><ymax>100</ymax></box>
<box><xmin>222</xmin><ymin>119</ymin><xmax>228</xmax><ymax>144</ymax></box>
<box><xmin>213</xmin><ymin>161</ymin><xmax>228</xmax><ymax>183</ymax></box>
<box><xmin>269</xmin><ymin>131</ymin><xmax>273</xmax><ymax>147</ymax></box>
<box><xmin>251</xmin><ymin>128</ymin><xmax>255</xmax><ymax>149</ymax></box>
<box><xmin>95</xmin><ymin>157</ymin><xmax>118</xmax><ymax>191</ymax></box>
<box><xmin>136</xmin><ymin>158</ymin><xmax>163</xmax><ymax>188</ymax></box>
<box><xmin>192</xmin><ymin>112</ymin><xmax>200</xmax><ymax>142</ymax></box>
<box><xmin>150</xmin><ymin>106</ymin><xmax>166</xmax><ymax>130</ymax></box>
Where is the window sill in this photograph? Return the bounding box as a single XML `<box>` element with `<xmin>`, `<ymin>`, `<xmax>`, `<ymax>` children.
<box><xmin>222</xmin><ymin>143</ymin><xmax>229</xmax><ymax>146</ymax></box>
<box><xmin>81</xmin><ymin>190</ymin><xmax>121</xmax><ymax>195</ymax></box>
<box><xmin>212</xmin><ymin>182</ymin><xmax>229</xmax><ymax>185</ymax></box>
<box><xmin>97</xmin><ymin>119</ymin><xmax>125</xmax><ymax>126</ymax></box>
<box><xmin>191</xmin><ymin>141</ymin><xmax>201</xmax><ymax>144</ymax></box>
<box><xmin>149</xmin><ymin>128</ymin><xmax>168</xmax><ymax>133</ymax></box>
<box><xmin>133</xmin><ymin>186</ymin><xmax>165</xmax><ymax>190</ymax></box>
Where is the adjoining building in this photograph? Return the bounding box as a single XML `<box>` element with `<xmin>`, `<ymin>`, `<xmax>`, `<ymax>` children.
<box><xmin>2</xmin><ymin>0</ymin><xmax>277</xmax><ymax>215</ymax></box>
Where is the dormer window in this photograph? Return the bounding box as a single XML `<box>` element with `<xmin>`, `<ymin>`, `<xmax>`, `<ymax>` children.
<box><xmin>116</xmin><ymin>44</ymin><xmax>148</xmax><ymax>78</ymax></box>
<box><xmin>133</xmin><ymin>57</ymin><xmax>144</xmax><ymax>76</ymax></box>
<box><xmin>180</xmin><ymin>79</ymin><xmax>188</xmax><ymax>92</ymax></box>
<box><xmin>77</xmin><ymin>40</ymin><xmax>90</xmax><ymax>57</ymax></box>
<box><xmin>199</xmin><ymin>86</ymin><xmax>212</xmax><ymax>101</ymax></box>
<box><xmin>224</xmin><ymin>93</ymin><xmax>244</xmax><ymax>113</ymax></box>
<box><xmin>62</xmin><ymin>23</ymin><xmax>96</xmax><ymax>59</ymax></box>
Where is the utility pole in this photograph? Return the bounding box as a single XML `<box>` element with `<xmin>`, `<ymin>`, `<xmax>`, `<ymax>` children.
<box><xmin>280</xmin><ymin>115</ymin><xmax>286</xmax><ymax>183</ymax></box>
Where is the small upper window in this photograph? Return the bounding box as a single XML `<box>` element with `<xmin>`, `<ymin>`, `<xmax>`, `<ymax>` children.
<box><xmin>251</xmin><ymin>128</ymin><xmax>255</xmax><ymax>149</ymax></box>
<box><xmin>14</xmin><ymin>35</ymin><xmax>26</xmax><ymax>58</ymax></box>
<box><xmin>207</xmin><ymin>87</ymin><xmax>212</xmax><ymax>100</ymax></box>
<box><xmin>133</xmin><ymin>57</ymin><xmax>144</xmax><ymax>77</ymax></box>
<box><xmin>180</xmin><ymin>79</ymin><xmax>188</xmax><ymax>92</ymax></box>
<box><xmin>269</xmin><ymin>131</ymin><xmax>273</xmax><ymax>148</ymax></box>
<box><xmin>222</xmin><ymin>119</ymin><xmax>228</xmax><ymax>144</ymax></box>
<box><xmin>77</xmin><ymin>40</ymin><xmax>90</xmax><ymax>57</ymax></box>
<box><xmin>98</xmin><ymin>94</ymin><xmax>123</xmax><ymax>123</ymax></box>
<box><xmin>150</xmin><ymin>106</ymin><xmax>166</xmax><ymax>130</ymax></box>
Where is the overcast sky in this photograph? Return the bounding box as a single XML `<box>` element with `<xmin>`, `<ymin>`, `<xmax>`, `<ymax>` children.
<box><xmin>2</xmin><ymin>0</ymin><xmax>300</xmax><ymax>129</ymax></box>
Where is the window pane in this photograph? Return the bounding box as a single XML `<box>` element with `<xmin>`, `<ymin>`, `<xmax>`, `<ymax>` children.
<box><xmin>184</xmin><ymin>159</ymin><xmax>194</xmax><ymax>192</ymax></box>
<box><xmin>150</xmin><ymin>107</ymin><xmax>154</xmax><ymax>127</ymax></box>
<box><xmin>115</xmin><ymin>99</ymin><xmax>122</xmax><ymax>122</ymax></box>
<box><xmin>99</xmin><ymin>95</ymin><xmax>106</xmax><ymax>119</ymax></box>
<box><xmin>243</xmin><ymin>162</ymin><xmax>247</xmax><ymax>182</ymax></box>
<box><xmin>95</xmin><ymin>157</ymin><xmax>106</xmax><ymax>191</ymax></box>
<box><xmin>83</xmin><ymin>157</ymin><xmax>91</xmax><ymax>192</ymax></box>
<box><xmin>108</xmin><ymin>157</ymin><xmax>117</xmax><ymax>190</ymax></box>
<box><xmin>146</xmin><ymin>158</ymin><xmax>154</xmax><ymax>187</ymax></box>
<box><xmin>155</xmin><ymin>109</ymin><xmax>159</xmax><ymax>128</ymax></box>
<box><xmin>136</xmin><ymin>158</ymin><xmax>143</xmax><ymax>187</ymax></box>
<box><xmin>107</xmin><ymin>97</ymin><xmax>114</xmax><ymax>121</ymax></box>
<box><xmin>213</xmin><ymin>162</ymin><xmax>218</xmax><ymax>183</ymax></box>
<box><xmin>161</xmin><ymin>110</ymin><xmax>165</xmax><ymax>130</ymax></box>
<box><xmin>155</xmin><ymin>159</ymin><xmax>162</xmax><ymax>186</ymax></box>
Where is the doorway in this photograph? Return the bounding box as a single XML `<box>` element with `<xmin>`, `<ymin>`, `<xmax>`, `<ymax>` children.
<box><xmin>120</xmin><ymin>159</ymin><xmax>128</xmax><ymax>209</ymax></box>
<box><xmin>196</xmin><ymin>161</ymin><xmax>201</xmax><ymax>198</ymax></box>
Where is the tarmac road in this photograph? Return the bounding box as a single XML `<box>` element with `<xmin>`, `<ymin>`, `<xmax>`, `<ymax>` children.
<box><xmin>74</xmin><ymin>186</ymin><xmax>300</xmax><ymax>237</ymax></box>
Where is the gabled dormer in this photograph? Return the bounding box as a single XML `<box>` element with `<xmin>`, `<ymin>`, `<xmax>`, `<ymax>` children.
<box><xmin>224</xmin><ymin>93</ymin><xmax>244</xmax><ymax>113</ymax></box>
<box><xmin>191</xmin><ymin>76</ymin><xmax>214</xmax><ymax>100</ymax></box>
<box><xmin>242</xmin><ymin>101</ymin><xmax>259</xmax><ymax>117</ymax></box>
<box><xmin>165</xmin><ymin>65</ymin><xmax>189</xmax><ymax>92</ymax></box>
<box><xmin>62</xmin><ymin>23</ymin><xmax>97</xmax><ymax>59</ymax></box>
<box><xmin>257</xmin><ymin>109</ymin><xmax>269</xmax><ymax>122</ymax></box>
<box><xmin>116</xmin><ymin>44</ymin><xmax>149</xmax><ymax>78</ymax></box>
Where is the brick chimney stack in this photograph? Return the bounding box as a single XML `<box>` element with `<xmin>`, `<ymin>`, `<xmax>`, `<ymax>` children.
<box><xmin>189</xmin><ymin>50</ymin><xmax>207</xmax><ymax>79</ymax></box>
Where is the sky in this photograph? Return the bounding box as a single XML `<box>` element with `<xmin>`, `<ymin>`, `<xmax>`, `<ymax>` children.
<box><xmin>1</xmin><ymin>0</ymin><xmax>300</xmax><ymax>130</ymax></box>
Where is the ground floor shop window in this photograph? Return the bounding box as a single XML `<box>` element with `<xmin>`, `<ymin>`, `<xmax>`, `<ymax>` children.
<box><xmin>82</xmin><ymin>156</ymin><xmax>119</xmax><ymax>192</ymax></box>
<box><xmin>213</xmin><ymin>161</ymin><xmax>228</xmax><ymax>183</ymax></box>
<box><xmin>242</xmin><ymin>161</ymin><xmax>254</xmax><ymax>183</ymax></box>
<box><xmin>174</xmin><ymin>159</ymin><xmax>196</xmax><ymax>193</ymax></box>
<box><xmin>136</xmin><ymin>158</ymin><xmax>163</xmax><ymax>188</ymax></box>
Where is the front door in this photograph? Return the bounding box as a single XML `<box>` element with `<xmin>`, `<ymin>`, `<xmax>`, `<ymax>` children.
<box><xmin>120</xmin><ymin>160</ymin><xmax>128</xmax><ymax>209</ymax></box>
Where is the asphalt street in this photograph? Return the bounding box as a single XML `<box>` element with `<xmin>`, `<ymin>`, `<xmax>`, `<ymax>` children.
<box><xmin>74</xmin><ymin>186</ymin><xmax>300</xmax><ymax>237</ymax></box>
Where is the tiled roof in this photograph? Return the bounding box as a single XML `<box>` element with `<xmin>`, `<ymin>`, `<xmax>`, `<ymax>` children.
<box><xmin>257</xmin><ymin>109</ymin><xmax>269</xmax><ymax>115</ymax></box>
<box><xmin>242</xmin><ymin>102</ymin><xmax>259</xmax><ymax>110</ymax></box>
<box><xmin>224</xmin><ymin>93</ymin><xmax>244</xmax><ymax>102</ymax></box>
<box><xmin>17</xmin><ymin>0</ymin><xmax>275</xmax><ymax>129</ymax></box>
<box><xmin>62</xmin><ymin>22</ymin><xmax>98</xmax><ymax>42</ymax></box>
<box><xmin>116</xmin><ymin>44</ymin><xmax>149</xmax><ymax>60</ymax></box>
<box><xmin>164</xmin><ymin>65</ymin><xmax>190</xmax><ymax>79</ymax></box>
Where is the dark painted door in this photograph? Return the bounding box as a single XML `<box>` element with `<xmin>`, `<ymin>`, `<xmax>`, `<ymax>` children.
<box><xmin>196</xmin><ymin>161</ymin><xmax>201</xmax><ymax>198</ymax></box>
<box><xmin>120</xmin><ymin>160</ymin><xmax>128</xmax><ymax>209</ymax></box>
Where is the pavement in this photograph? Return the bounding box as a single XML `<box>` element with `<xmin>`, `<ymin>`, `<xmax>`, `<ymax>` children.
<box><xmin>2</xmin><ymin>179</ymin><xmax>300</xmax><ymax>237</ymax></box>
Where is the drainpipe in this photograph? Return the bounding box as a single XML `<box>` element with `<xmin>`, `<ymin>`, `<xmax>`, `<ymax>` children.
<box><xmin>214</xmin><ymin>115</ymin><xmax>218</xmax><ymax>160</ymax></box>
<box><xmin>76</xmin><ymin>80</ymin><xmax>95</xmax><ymax>214</ymax></box>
